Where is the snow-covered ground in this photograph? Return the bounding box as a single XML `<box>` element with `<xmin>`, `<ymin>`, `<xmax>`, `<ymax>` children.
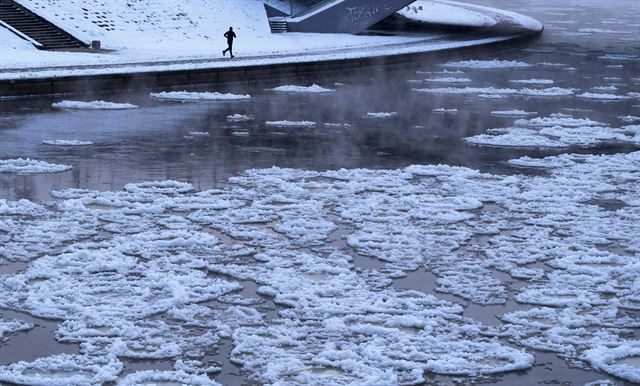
<box><xmin>0</xmin><ymin>0</ymin><xmax>541</xmax><ymax>80</ymax></box>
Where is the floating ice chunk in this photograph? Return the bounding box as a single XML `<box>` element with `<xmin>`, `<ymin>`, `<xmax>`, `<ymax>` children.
<box><xmin>508</xmin><ymin>155</ymin><xmax>579</xmax><ymax>168</ymax></box>
<box><xmin>0</xmin><ymin>317</ymin><xmax>33</xmax><ymax>339</ymax></box>
<box><xmin>583</xmin><ymin>342</ymin><xmax>640</xmax><ymax>383</ymax></box>
<box><xmin>51</xmin><ymin>100</ymin><xmax>138</xmax><ymax>110</ymax></box>
<box><xmin>415</xmin><ymin>86</ymin><xmax>514</xmax><ymax>95</ymax></box>
<box><xmin>0</xmin><ymin>158</ymin><xmax>72</xmax><ymax>174</ymax></box>
<box><xmin>366</xmin><ymin>112</ymin><xmax>397</xmax><ymax>118</ymax></box>
<box><xmin>413</xmin><ymin>87</ymin><xmax>574</xmax><ymax>97</ymax></box>
<box><xmin>510</xmin><ymin>267</ymin><xmax>545</xmax><ymax>280</ymax></box>
<box><xmin>620</xmin><ymin>116</ymin><xmax>640</xmax><ymax>123</ymax></box>
<box><xmin>579</xmin><ymin>28</ymin><xmax>630</xmax><ymax>33</ymax></box>
<box><xmin>593</xmin><ymin>86</ymin><xmax>618</xmax><ymax>92</ymax></box>
<box><xmin>269</xmin><ymin>84</ymin><xmax>335</xmax><ymax>93</ymax></box>
<box><xmin>116</xmin><ymin>370</ymin><xmax>220</xmax><ymax>385</ymax></box>
<box><xmin>491</xmin><ymin>110</ymin><xmax>537</xmax><ymax>117</ymax></box>
<box><xmin>0</xmin><ymin>354</ymin><xmax>122</xmax><ymax>386</ymax></box>
<box><xmin>584</xmin><ymin>380</ymin><xmax>616</xmax><ymax>386</ymax></box>
<box><xmin>324</xmin><ymin>122</ymin><xmax>351</xmax><ymax>128</ymax></box>
<box><xmin>0</xmin><ymin>198</ymin><xmax>47</xmax><ymax>216</ymax></box>
<box><xmin>231</xmin><ymin>131</ymin><xmax>250</xmax><ymax>136</ymax></box>
<box><xmin>188</xmin><ymin>131</ymin><xmax>209</xmax><ymax>137</ymax></box>
<box><xmin>442</xmin><ymin>60</ymin><xmax>531</xmax><ymax>69</ymax></box>
<box><xmin>479</xmin><ymin>94</ymin><xmax>507</xmax><ymax>99</ymax></box>
<box><xmin>124</xmin><ymin>180</ymin><xmax>194</xmax><ymax>195</ymax></box>
<box><xmin>43</xmin><ymin>140</ymin><xmax>94</xmax><ymax>146</ymax></box>
<box><xmin>519</xmin><ymin>87</ymin><xmax>575</xmax><ymax>96</ymax></box>
<box><xmin>509</xmin><ymin>79</ymin><xmax>554</xmax><ymax>85</ymax></box>
<box><xmin>598</xmin><ymin>54</ymin><xmax>640</xmax><ymax>61</ymax></box>
<box><xmin>226</xmin><ymin>114</ymin><xmax>253</xmax><ymax>122</ymax></box>
<box><xmin>432</xmin><ymin>108</ymin><xmax>458</xmax><ymax>113</ymax></box>
<box><xmin>424</xmin><ymin>77</ymin><xmax>472</xmax><ymax>83</ymax></box>
<box><xmin>150</xmin><ymin>91</ymin><xmax>250</xmax><ymax>101</ymax></box>
<box><xmin>265</xmin><ymin>120</ymin><xmax>316</xmax><ymax>128</ymax></box>
<box><xmin>515</xmin><ymin>114</ymin><xmax>605</xmax><ymax>127</ymax></box>
<box><xmin>578</xmin><ymin>92</ymin><xmax>631</xmax><ymax>100</ymax></box>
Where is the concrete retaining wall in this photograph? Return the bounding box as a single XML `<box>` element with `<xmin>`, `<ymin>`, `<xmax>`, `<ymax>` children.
<box><xmin>0</xmin><ymin>32</ymin><xmax>541</xmax><ymax>98</ymax></box>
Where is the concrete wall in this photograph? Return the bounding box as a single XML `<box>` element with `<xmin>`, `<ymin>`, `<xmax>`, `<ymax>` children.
<box><xmin>287</xmin><ymin>0</ymin><xmax>416</xmax><ymax>33</ymax></box>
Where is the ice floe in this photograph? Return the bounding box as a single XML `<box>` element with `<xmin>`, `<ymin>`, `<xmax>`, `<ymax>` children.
<box><xmin>269</xmin><ymin>84</ymin><xmax>335</xmax><ymax>93</ymax></box>
<box><xmin>0</xmin><ymin>354</ymin><xmax>123</xmax><ymax>385</ymax></box>
<box><xmin>51</xmin><ymin>100</ymin><xmax>138</xmax><ymax>110</ymax></box>
<box><xmin>414</xmin><ymin>87</ymin><xmax>575</xmax><ymax>97</ymax></box>
<box><xmin>1</xmin><ymin>151</ymin><xmax>639</xmax><ymax>384</ymax></box>
<box><xmin>188</xmin><ymin>131</ymin><xmax>210</xmax><ymax>137</ymax></box>
<box><xmin>584</xmin><ymin>343</ymin><xmax>640</xmax><ymax>383</ymax></box>
<box><xmin>0</xmin><ymin>158</ymin><xmax>72</xmax><ymax>174</ymax></box>
<box><xmin>226</xmin><ymin>114</ymin><xmax>253</xmax><ymax>122</ymax></box>
<box><xmin>433</xmin><ymin>108</ymin><xmax>459</xmax><ymax>113</ymax></box>
<box><xmin>491</xmin><ymin>110</ymin><xmax>537</xmax><ymax>117</ymax></box>
<box><xmin>424</xmin><ymin>77</ymin><xmax>472</xmax><ymax>83</ymax></box>
<box><xmin>465</xmin><ymin>113</ymin><xmax>638</xmax><ymax>148</ymax></box>
<box><xmin>365</xmin><ymin>112</ymin><xmax>397</xmax><ymax>118</ymax></box>
<box><xmin>0</xmin><ymin>317</ymin><xmax>33</xmax><ymax>339</ymax></box>
<box><xmin>116</xmin><ymin>370</ymin><xmax>220</xmax><ymax>385</ymax></box>
<box><xmin>43</xmin><ymin>140</ymin><xmax>94</xmax><ymax>146</ymax></box>
<box><xmin>578</xmin><ymin>92</ymin><xmax>631</xmax><ymax>101</ymax></box>
<box><xmin>509</xmin><ymin>79</ymin><xmax>554</xmax><ymax>85</ymax></box>
<box><xmin>265</xmin><ymin>120</ymin><xmax>316</xmax><ymax>128</ymax></box>
<box><xmin>442</xmin><ymin>60</ymin><xmax>531</xmax><ymax>69</ymax></box>
<box><xmin>150</xmin><ymin>91</ymin><xmax>251</xmax><ymax>101</ymax></box>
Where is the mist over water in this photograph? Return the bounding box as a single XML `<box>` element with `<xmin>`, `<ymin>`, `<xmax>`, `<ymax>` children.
<box><xmin>0</xmin><ymin>0</ymin><xmax>639</xmax><ymax>384</ymax></box>
<box><xmin>1</xmin><ymin>0</ymin><xmax>639</xmax><ymax>202</ymax></box>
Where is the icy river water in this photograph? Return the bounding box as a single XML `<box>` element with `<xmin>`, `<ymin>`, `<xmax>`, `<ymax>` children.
<box><xmin>0</xmin><ymin>0</ymin><xmax>639</xmax><ymax>385</ymax></box>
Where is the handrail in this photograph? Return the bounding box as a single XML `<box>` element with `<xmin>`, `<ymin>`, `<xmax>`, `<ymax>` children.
<box><xmin>0</xmin><ymin>20</ymin><xmax>43</xmax><ymax>47</ymax></box>
<box><xmin>289</xmin><ymin>0</ymin><xmax>331</xmax><ymax>17</ymax></box>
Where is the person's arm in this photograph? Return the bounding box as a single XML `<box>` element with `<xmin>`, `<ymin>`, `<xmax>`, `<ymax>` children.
<box><xmin>233</xmin><ymin>32</ymin><xmax>237</xmax><ymax>38</ymax></box>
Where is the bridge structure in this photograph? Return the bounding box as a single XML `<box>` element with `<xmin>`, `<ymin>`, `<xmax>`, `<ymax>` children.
<box><xmin>265</xmin><ymin>0</ymin><xmax>417</xmax><ymax>34</ymax></box>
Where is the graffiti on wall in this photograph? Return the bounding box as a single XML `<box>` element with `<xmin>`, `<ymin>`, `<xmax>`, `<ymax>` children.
<box><xmin>344</xmin><ymin>3</ymin><xmax>393</xmax><ymax>26</ymax></box>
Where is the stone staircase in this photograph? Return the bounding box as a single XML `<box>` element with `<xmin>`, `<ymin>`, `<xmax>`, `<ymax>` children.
<box><xmin>0</xmin><ymin>0</ymin><xmax>87</xmax><ymax>50</ymax></box>
<box><xmin>268</xmin><ymin>17</ymin><xmax>288</xmax><ymax>33</ymax></box>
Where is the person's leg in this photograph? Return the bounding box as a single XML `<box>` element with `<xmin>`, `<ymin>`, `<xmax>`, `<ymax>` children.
<box><xmin>230</xmin><ymin>43</ymin><xmax>234</xmax><ymax>58</ymax></box>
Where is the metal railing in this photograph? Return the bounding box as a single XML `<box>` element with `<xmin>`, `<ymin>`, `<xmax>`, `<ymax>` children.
<box><xmin>289</xmin><ymin>0</ymin><xmax>331</xmax><ymax>17</ymax></box>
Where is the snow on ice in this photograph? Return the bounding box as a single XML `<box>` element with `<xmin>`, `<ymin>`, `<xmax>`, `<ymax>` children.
<box><xmin>51</xmin><ymin>100</ymin><xmax>138</xmax><ymax>110</ymax></box>
<box><xmin>442</xmin><ymin>60</ymin><xmax>532</xmax><ymax>69</ymax></box>
<box><xmin>265</xmin><ymin>120</ymin><xmax>316</xmax><ymax>128</ymax></box>
<box><xmin>414</xmin><ymin>86</ymin><xmax>575</xmax><ymax>97</ymax></box>
<box><xmin>0</xmin><ymin>151</ymin><xmax>638</xmax><ymax>383</ymax></box>
<box><xmin>43</xmin><ymin>140</ymin><xmax>94</xmax><ymax>146</ymax></box>
<box><xmin>491</xmin><ymin>110</ymin><xmax>537</xmax><ymax>117</ymax></box>
<box><xmin>269</xmin><ymin>84</ymin><xmax>336</xmax><ymax>94</ymax></box>
<box><xmin>465</xmin><ymin>113</ymin><xmax>640</xmax><ymax>148</ymax></box>
<box><xmin>0</xmin><ymin>158</ymin><xmax>72</xmax><ymax>174</ymax></box>
<box><xmin>366</xmin><ymin>112</ymin><xmax>398</xmax><ymax>118</ymax></box>
<box><xmin>150</xmin><ymin>91</ymin><xmax>251</xmax><ymax>102</ymax></box>
<box><xmin>226</xmin><ymin>114</ymin><xmax>253</xmax><ymax>122</ymax></box>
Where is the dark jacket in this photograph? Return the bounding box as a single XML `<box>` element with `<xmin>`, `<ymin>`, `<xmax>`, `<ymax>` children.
<box><xmin>224</xmin><ymin>31</ymin><xmax>236</xmax><ymax>43</ymax></box>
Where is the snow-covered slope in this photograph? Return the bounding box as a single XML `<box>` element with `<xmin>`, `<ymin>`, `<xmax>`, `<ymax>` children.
<box><xmin>15</xmin><ymin>0</ymin><xmax>271</xmax><ymax>52</ymax></box>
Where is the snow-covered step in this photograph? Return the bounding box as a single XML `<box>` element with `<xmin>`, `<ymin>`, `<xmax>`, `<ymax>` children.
<box><xmin>268</xmin><ymin>17</ymin><xmax>288</xmax><ymax>33</ymax></box>
<box><xmin>0</xmin><ymin>0</ymin><xmax>86</xmax><ymax>50</ymax></box>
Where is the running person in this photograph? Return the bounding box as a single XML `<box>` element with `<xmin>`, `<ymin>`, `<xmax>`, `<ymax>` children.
<box><xmin>222</xmin><ymin>27</ymin><xmax>236</xmax><ymax>58</ymax></box>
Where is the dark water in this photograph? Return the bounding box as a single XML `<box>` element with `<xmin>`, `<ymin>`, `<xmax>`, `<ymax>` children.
<box><xmin>0</xmin><ymin>0</ymin><xmax>639</xmax><ymax>384</ymax></box>
<box><xmin>1</xmin><ymin>2</ymin><xmax>638</xmax><ymax>201</ymax></box>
